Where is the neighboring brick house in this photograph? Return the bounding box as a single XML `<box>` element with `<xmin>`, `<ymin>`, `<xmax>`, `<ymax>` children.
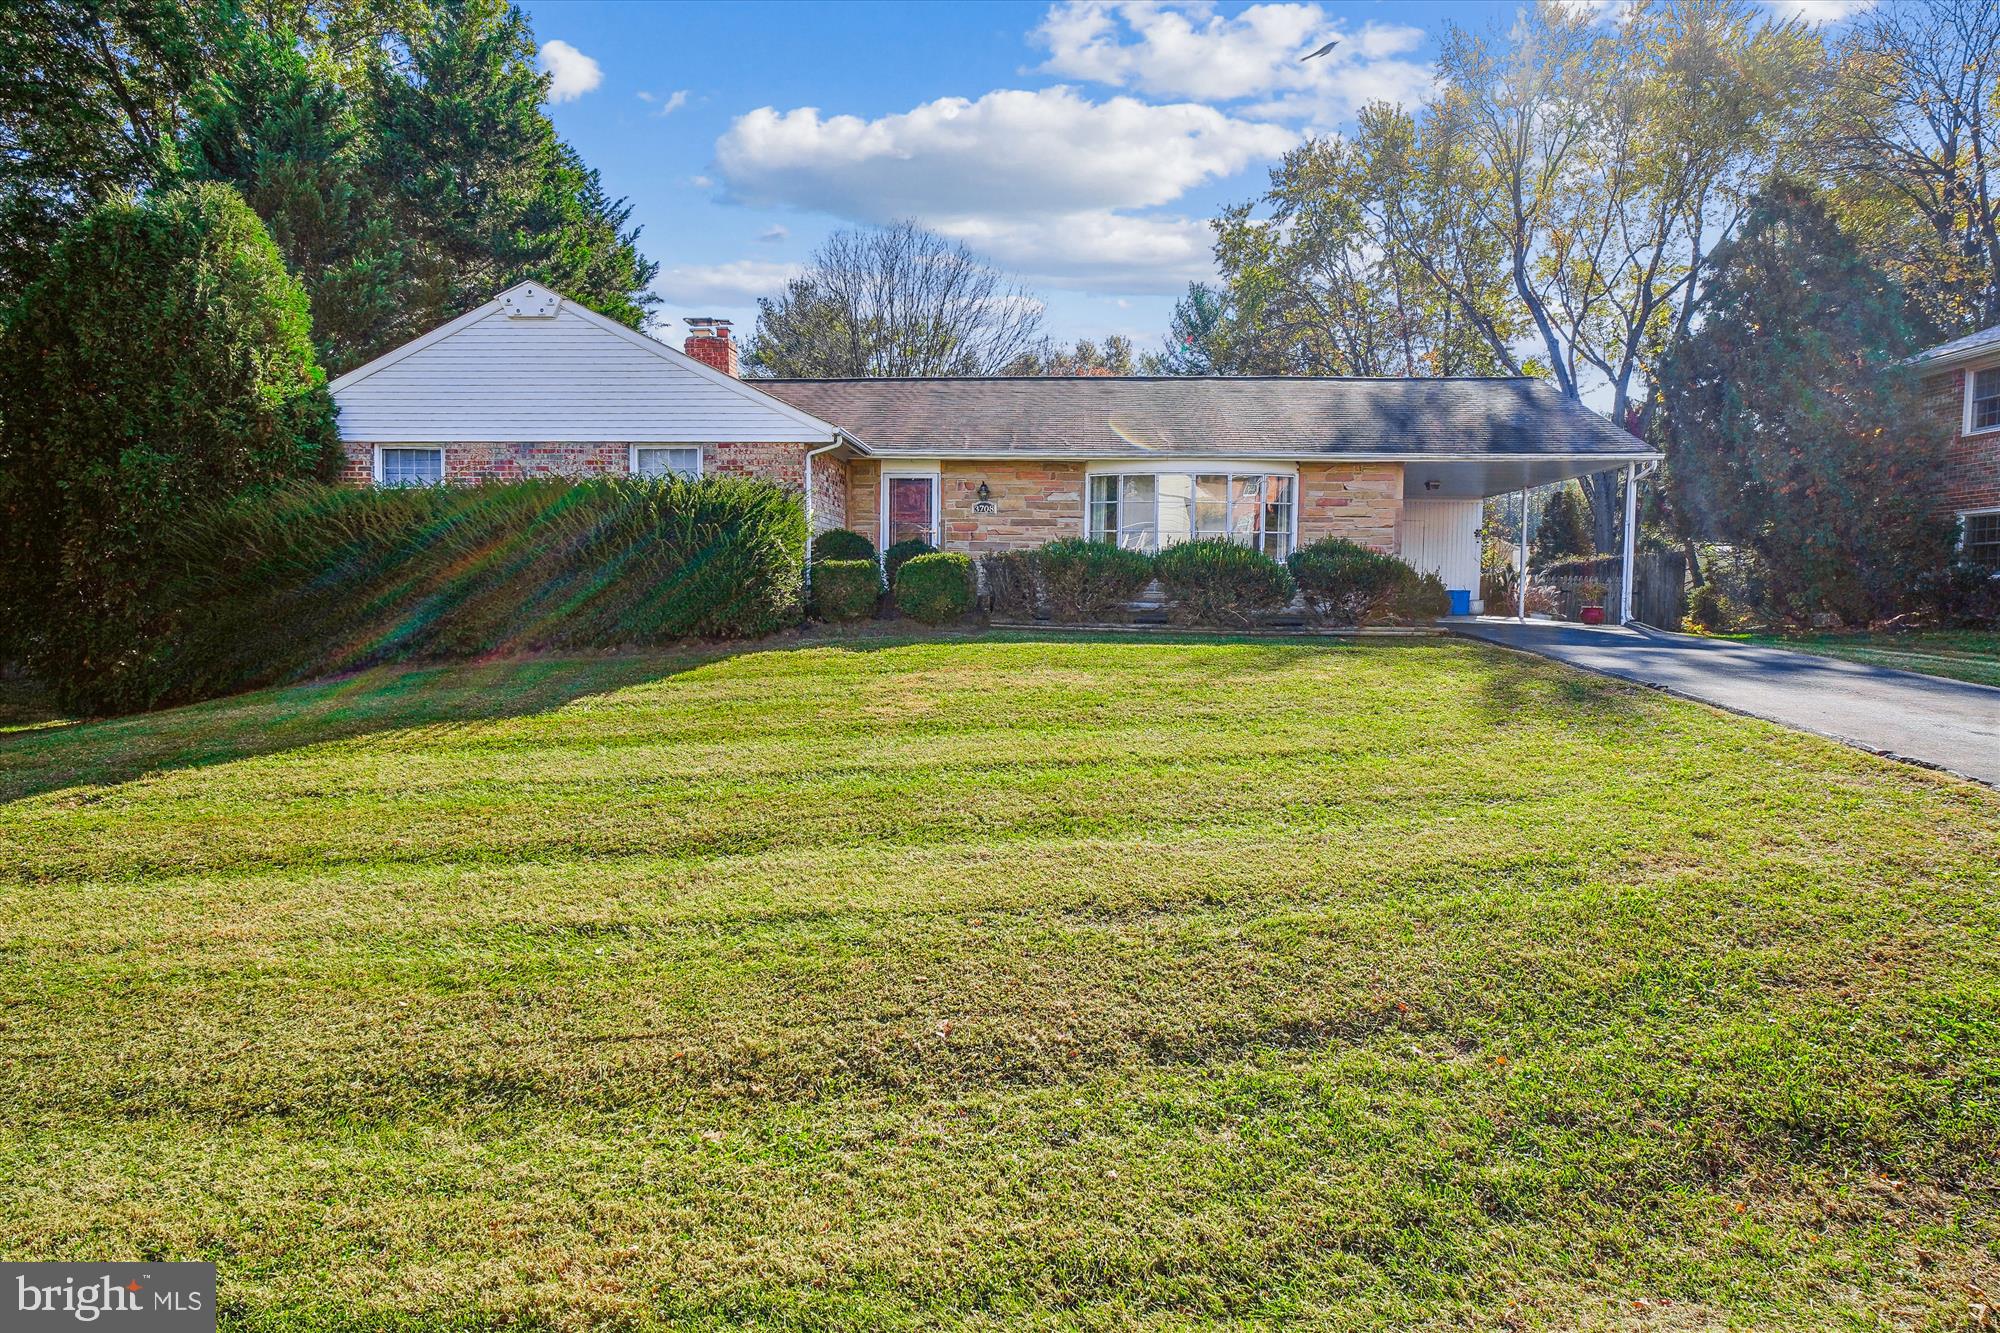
<box><xmin>1914</xmin><ymin>323</ymin><xmax>2000</xmax><ymax>565</ymax></box>
<box><xmin>331</xmin><ymin>282</ymin><xmax>1660</xmax><ymax>612</ymax></box>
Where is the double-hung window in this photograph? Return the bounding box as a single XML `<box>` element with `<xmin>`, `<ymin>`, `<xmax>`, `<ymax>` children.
<box><xmin>1970</xmin><ymin>367</ymin><xmax>2000</xmax><ymax>434</ymax></box>
<box><xmin>633</xmin><ymin>446</ymin><xmax>702</xmax><ymax>480</ymax></box>
<box><xmin>378</xmin><ymin>447</ymin><xmax>443</xmax><ymax>487</ymax></box>
<box><xmin>1962</xmin><ymin>510</ymin><xmax>2000</xmax><ymax>566</ymax></box>
<box><xmin>1088</xmin><ymin>471</ymin><xmax>1295</xmax><ymax>557</ymax></box>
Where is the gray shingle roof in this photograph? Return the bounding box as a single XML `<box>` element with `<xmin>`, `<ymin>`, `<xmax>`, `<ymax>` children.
<box><xmin>755</xmin><ymin>376</ymin><xmax>1652</xmax><ymax>458</ymax></box>
<box><xmin>1916</xmin><ymin>323</ymin><xmax>2000</xmax><ymax>366</ymax></box>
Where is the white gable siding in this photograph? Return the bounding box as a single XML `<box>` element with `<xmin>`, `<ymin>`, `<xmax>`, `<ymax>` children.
<box><xmin>333</xmin><ymin>304</ymin><xmax>829</xmax><ymax>444</ymax></box>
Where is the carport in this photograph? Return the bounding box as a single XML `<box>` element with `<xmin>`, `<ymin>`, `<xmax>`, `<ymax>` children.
<box><xmin>1397</xmin><ymin>452</ymin><xmax>1661</xmax><ymax>621</ymax></box>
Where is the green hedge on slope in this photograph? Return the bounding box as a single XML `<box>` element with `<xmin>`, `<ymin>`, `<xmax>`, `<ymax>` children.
<box><xmin>89</xmin><ymin>475</ymin><xmax>805</xmax><ymax>712</ymax></box>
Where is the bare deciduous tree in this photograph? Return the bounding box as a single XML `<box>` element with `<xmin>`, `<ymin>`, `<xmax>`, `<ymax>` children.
<box><xmin>1826</xmin><ymin>0</ymin><xmax>2000</xmax><ymax>330</ymax></box>
<box><xmin>744</xmin><ymin>221</ymin><xmax>1046</xmax><ymax>378</ymax></box>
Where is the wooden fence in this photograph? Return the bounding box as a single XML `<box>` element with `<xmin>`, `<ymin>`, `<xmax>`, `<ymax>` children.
<box><xmin>1526</xmin><ymin>552</ymin><xmax>1687</xmax><ymax>628</ymax></box>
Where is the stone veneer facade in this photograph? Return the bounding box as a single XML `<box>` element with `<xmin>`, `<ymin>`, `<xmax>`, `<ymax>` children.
<box><xmin>1923</xmin><ymin>368</ymin><xmax>2000</xmax><ymax>517</ymax></box>
<box><xmin>1295</xmin><ymin>462</ymin><xmax>1404</xmax><ymax>552</ymax></box>
<box><xmin>841</xmin><ymin>458</ymin><xmax>1405</xmax><ymax>555</ymax></box>
<box><xmin>337</xmin><ymin>439</ymin><xmax>846</xmax><ymax>530</ymax></box>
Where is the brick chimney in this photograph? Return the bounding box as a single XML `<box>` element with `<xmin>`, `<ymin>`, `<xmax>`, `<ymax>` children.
<box><xmin>684</xmin><ymin>317</ymin><xmax>738</xmax><ymax>377</ymax></box>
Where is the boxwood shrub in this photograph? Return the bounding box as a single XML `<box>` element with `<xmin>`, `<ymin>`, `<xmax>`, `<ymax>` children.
<box><xmin>1037</xmin><ymin>539</ymin><xmax>1154</xmax><ymax>622</ymax></box>
<box><xmin>1288</xmin><ymin>538</ymin><xmax>1407</xmax><ymax>626</ymax></box>
<box><xmin>1153</xmin><ymin>538</ymin><xmax>1296</xmax><ymax>627</ymax></box>
<box><xmin>979</xmin><ymin>550</ymin><xmax>1038</xmax><ymax>620</ymax></box>
<box><xmin>811</xmin><ymin>527</ymin><xmax>876</xmax><ymax>564</ymax></box>
<box><xmin>101</xmin><ymin>475</ymin><xmax>806</xmax><ymax>712</ymax></box>
<box><xmin>1389</xmin><ymin>569</ymin><xmax>1451</xmax><ymax>622</ymax></box>
<box><xmin>894</xmin><ymin>551</ymin><xmax>975</xmax><ymax>624</ymax></box>
<box><xmin>882</xmin><ymin>538</ymin><xmax>936</xmax><ymax>588</ymax></box>
<box><xmin>812</xmin><ymin>559</ymin><xmax>881</xmax><ymax>622</ymax></box>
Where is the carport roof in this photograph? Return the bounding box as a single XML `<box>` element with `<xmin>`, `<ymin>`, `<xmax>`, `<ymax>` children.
<box><xmin>757</xmin><ymin>375</ymin><xmax>1659</xmax><ymax>462</ymax></box>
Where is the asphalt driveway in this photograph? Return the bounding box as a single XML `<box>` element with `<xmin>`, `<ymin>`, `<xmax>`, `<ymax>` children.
<box><xmin>1450</xmin><ymin>619</ymin><xmax>2000</xmax><ymax>786</ymax></box>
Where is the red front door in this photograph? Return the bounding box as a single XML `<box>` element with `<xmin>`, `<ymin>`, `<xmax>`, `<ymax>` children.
<box><xmin>887</xmin><ymin>476</ymin><xmax>936</xmax><ymax>546</ymax></box>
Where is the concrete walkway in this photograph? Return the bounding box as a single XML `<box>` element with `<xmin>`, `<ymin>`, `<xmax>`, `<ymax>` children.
<box><xmin>1449</xmin><ymin>619</ymin><xmax>2000</xmax><ymax>786</ymax></box>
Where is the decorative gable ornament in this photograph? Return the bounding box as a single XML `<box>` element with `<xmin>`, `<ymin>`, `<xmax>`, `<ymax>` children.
<box><xmin>502</xmin><ymin>285</ymin><xmax>560</xmax><ymax>319</ymax></box>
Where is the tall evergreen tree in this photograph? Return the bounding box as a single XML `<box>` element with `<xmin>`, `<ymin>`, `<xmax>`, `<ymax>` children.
<box><xmin>364</xmin><ymin>0</ymin><xmax>655</xmax><ymax>350</ymax></box>
<box><xmin>0</xmin><ymin>0</ymin><xmax>226</xmax><ymax>302</ymax></box>
<box><xmin>0</xmin><ymin>183</ymin><xmax>337</xmax><ymax>706</ymax></box>
<box><xmin>1532</xmin><ymin>484</ymin><xmax>1595</xmax><ymax>565</ymax></box>
<box><xmin>1657</xmin><ymin>181</ymin><xmax>1953</xmax><ymax>624</ymax></box>
<box><xmin>182</xmin><ymin>26</ymin><xmax>405</xmax><ymax>374</ymax></box>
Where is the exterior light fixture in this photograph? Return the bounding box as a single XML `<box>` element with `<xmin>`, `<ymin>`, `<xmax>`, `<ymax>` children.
<box><xmin>976</xmin><ymin>481</ymin><xmax>991</xmax><ymax>502</ymax></box>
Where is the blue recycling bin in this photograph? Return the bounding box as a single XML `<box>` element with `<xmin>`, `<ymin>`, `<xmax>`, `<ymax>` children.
<box><xmin>1447</xmin><ymin>589</ymin><xmax>1471</xmax><ymax>616</ymax></box>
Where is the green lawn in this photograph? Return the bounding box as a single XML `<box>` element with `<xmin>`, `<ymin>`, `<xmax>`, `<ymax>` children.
<box><xmin>1736</xmin><ymin>630</ymin><xmax>2000</xmax><ymax>689</ymax></box>
<box><xmin>2</xmin><ymin>631</ymin><xmax>1997</xmax><ymax>1330</ymax></box>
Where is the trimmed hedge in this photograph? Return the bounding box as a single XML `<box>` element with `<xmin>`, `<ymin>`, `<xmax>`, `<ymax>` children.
<box><xmin>1288</xmin><ymin>539</ymin><xmax>1406</xmax><ymax>626</ymax></box>
<box><xmin>812</xmin><ymin>560</ymin><xmax>881</xmax><ymax>621</ymax></box>
<box><xmin>883</xmin><ymin>538</ymin><xmax>936</xmax><ymax>588</ymax></box>
<box><xmin>1037</xmin><ymin>539</ymin><xmax>1154</xmax><ymax>622</ymax></box>
<box><xmin>980</xmin><ymin>550</ymin><xmax>1038</xmax><ymax>620</ymax></box>
<box><xmin>895</xmin><ymin>552</ymin><xmax>975</xmax><ymax>625</ymax></box>
<box><xmin>89</xmin><ymin>475</ymin><xmax>805</xmax><ymax>712</ymax></box>
<box><xmin>811</xmin><ymin>528</ymin><xmax>876</xmax><ymax>564</ymax></box>
<box><xmin>1390</xmin><ymin>569</ymin><xmax>1452</xmax><ymax>622</ymax></box>
<box><xmin>1154</xmin><ymin>539</ymin><xmax>1296</xmax><ymax>627</ymax></box>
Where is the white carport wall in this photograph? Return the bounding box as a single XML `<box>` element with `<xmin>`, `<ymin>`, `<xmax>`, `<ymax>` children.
<box><xmin>1401</xmin><ymin>498</ymin><xmax>1483</xmax><ymax>613</ymax></box>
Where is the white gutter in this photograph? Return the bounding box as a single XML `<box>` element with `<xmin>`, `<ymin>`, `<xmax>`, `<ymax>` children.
<box><xmin>848</xmin><ymin>449</ymin><xmax>1663</xmax><ymax>464</ymax></box>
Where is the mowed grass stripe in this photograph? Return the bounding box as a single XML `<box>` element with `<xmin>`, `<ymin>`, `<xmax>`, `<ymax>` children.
<box><xmin>1</xmin><ymin>632</ymin><xmax>1996</xmax><ymax>1329</ymax></box>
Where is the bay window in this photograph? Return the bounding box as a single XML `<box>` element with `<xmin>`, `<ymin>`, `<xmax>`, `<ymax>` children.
<box><xmin>1088</xmin><ymin>471</ymin><xmax>1295</xmax><ymax>557</ymax></box>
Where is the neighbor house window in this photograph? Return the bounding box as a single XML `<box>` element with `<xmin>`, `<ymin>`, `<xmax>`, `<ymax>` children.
<box><xmin>1971</xmin><ymin>367</ymin><xmax>2000</xmax><ymax>434</ymax></box>
<box><xmin>1962</xmin><ymin>509</ymin><xmax>2000</xmax><ymax>566</ymax></box>
<box><xmin>632</xmin><ymin>446</ymin><xmax>701</xmax><ymax>480</ymax></box>
<box><xmin>1088</xmin><ymin>471</ymin><xmax>1295</xmax><ymax>557</ymax></box>
<box><xmin>885</xmin><ymin>474</ymin><xmax>939</xmax><ymax>546</ymax></box>
<box><xmin>378</xmin><ymin>447</ymin><xmax>443</xmax><ymax>486</ymax></box>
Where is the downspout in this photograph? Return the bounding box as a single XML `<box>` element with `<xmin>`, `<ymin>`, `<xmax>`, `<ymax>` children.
<box><xmin>801</xmin><ymin>435</ymin><xmax>845</xmax><ymax>600</ymax></box>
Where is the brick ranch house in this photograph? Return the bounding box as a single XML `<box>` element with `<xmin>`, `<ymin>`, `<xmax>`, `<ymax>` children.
<box><xmin>1915</xmin><ymin>322</ymin><xmax>2000</xmax><ymax>565</ymax></box>
<box><xmin>330</xmin><ymin>282</ymin><xmax>1660</xmax><ymax>614</ymax></box>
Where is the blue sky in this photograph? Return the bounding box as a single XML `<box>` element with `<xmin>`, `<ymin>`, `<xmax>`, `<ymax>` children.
<box><xmin>519</xmin><ymin>0</ymin><xmax>1871</xmax><ymax>359</ymax></box>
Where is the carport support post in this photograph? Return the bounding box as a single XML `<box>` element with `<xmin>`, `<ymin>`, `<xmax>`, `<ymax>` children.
<box><xmin>1515</xmin><ymin>488</ymin><xmax>1528</xmax><ymax>619</ymax></box>
<box><xmin>1619</xmin><ymin>462</ymin><xmax>1638</xmax><ymax>625</ymax></box>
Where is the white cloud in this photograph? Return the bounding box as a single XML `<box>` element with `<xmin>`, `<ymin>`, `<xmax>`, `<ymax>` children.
<box><xmin>652</xmin><ymin>260</ymin><xmax>802</xmax><ymax>307</ymax></box>
<box><xmin>639</xmin><ymin>89</ymin><xmax>691</xmax><ymax>116</ymax></box>
<box><xmin>718</xmin><ymin>87</ymin><xmax>1291</xmax><ymax>218</ymax></box>
<box><xmin>713</xmin><ymin>85</ymin><xmax>1288</xmax><ymax>292</ymax></box>
<box><xmin>937</xmin><ymin>212</ymin><xmax>1217</xmax><ymax>292</ymax></box>
<box><xmin>1034</xmin><ymin>2</ymin><xmax>1434</xmax><ymax>122</ymax></box>
<box><xmin>756</xmin><ymin>225</ymin><xmax>789</xmax><ymax>243</ymax></box>
<box><xmin>1762</xmin><ymin>0</ymin><xmax>1876</xmax><ymax>23</ymax></box>
<box><xmin>537</xmin><ymin>40</ymin><xmax>602</xmax><ymax>103</ymax></box>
